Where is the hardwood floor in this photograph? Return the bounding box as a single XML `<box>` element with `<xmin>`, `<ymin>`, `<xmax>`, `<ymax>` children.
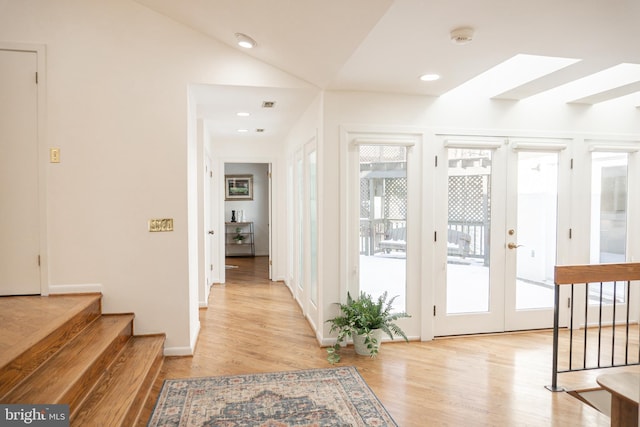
<box><xmin>139</xmin><ymin>256</ymin><xmax>638</xmax><ymax>426</ymax></box>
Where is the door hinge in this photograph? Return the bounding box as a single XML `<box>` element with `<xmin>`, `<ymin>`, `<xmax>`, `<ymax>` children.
<box><xmin>209</xmin><ymin>171</ymin><xmax>213</xmax><ymax>178</ymax></box>
<box><xmin>210</xmin><ymin>264</ymin><xmax>213</xmax><ymax>271</ymax></box>
<box><xmin>570</xmin><ymin>158</ymin><xmax>574</xmax><ymax>169</ymax></box>
<box><xmin>567</xmin><ymin>297</ymin><xmax>571</xmax><ymax>308</ymax></box>
<box><xmin>35</xmin><ymin>72</ymin><xmax>38</xmax><ymax>84</ymax></box>
<box><xmin>569</xmin><ymin>228</ymin><xmax>572</xmax><ymax>239</ymax></box>
<box><xmin>268</xmin><ymin>172</ymin><xmax>272</xmax><ymax>179</ymax></box>
<box><xmin>37</xmin><ymin>255</ymin><xmax>41</xmax><ymax>266</ymax></box>
<box><xmin>269</xmin><ymin>260</ymin><xmax>272</xmax><ymax>266</ymax></box>
<box><xmin>435</xmin><ymin>155</ymin><xmax>438</xmax><ymax>167</ymax></box>
<box><xmin>434</xmin><ymin>231</ymin><xmax>437</xmax><ymax>242</ymax></box>
<box><xmin>433</xmin><ymin>305</ymin><xmax>436</xmax><ymax>316</ymax></box>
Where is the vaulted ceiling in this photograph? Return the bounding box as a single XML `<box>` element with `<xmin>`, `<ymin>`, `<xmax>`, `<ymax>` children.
<box><xmin>137</xmin><ymin>0</ymin><xmax>640</xmax><ymax>142</ymax></box>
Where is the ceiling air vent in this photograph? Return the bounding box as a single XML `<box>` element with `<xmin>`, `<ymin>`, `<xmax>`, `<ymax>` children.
<box><xmin>256</xmin><ymin>128</ymin><xmax>265</xmax><ymax>133</ymax></box>
<box><xmin>262</xmin><ymin>101</ymin><xmax>276</xmax><ymax>108</ymax></box>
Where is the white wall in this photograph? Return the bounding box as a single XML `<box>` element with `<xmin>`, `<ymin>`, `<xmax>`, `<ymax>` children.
<box><xmin>224</xmin><ymin>163</ymin><xmax>270</xmax><ymax>256</ymax></box>
<box><xmin>0</xmin><ymin>0</ymin><xmax>311</xmax><ymax>354</ymax></box>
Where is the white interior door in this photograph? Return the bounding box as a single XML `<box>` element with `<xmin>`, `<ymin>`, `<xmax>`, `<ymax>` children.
<box><xmin>0</xmin><ymin>49</ymin><xmax>40</xmax><ymax>296</ymax></box>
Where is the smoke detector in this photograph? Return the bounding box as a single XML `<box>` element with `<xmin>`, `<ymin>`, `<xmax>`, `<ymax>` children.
<box><xmin>450</xmin><ymin>27</ymin><xmax>474</xmax><ymax>45</ymax></box>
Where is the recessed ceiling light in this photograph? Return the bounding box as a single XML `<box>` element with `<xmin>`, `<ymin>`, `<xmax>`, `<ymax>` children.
<box><xmin>236</xmin><ymin>112</ymin><xmax>250</xmax><ymax>117</ymax></box>
<box><xmin>420</xmin><ymin>74</ymin><xmax>440</xmax><ymax>82</ymax></box>
<box><xmin>235</xmin><ymin>33</ymin><xmax>257</xmax><ymax>49</ymax></box>
<box><xmin>262</xmin><ymin>101</ymin><xmax>276</xmax><ymax>108</ymax></box>
<box><xmin>237</xmin><ymin>129</ymin><xmax>249</xmax><ymax>133</ymax></box>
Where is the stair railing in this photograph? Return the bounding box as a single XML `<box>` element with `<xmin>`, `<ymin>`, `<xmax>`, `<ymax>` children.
<box><xmin>547</xmin><ymin>262</ymin><xmax>640</xmax><ymax>392</ymax></box>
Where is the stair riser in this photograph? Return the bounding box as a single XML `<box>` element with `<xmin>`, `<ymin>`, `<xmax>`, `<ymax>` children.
<box><xmin>0</xmin><ymin>299</ymin><xmax>101</xmax><ymax>398</ymax></box>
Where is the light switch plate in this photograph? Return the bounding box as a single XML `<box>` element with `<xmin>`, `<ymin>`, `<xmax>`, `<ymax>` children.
<box><xmin>50</xmin><ymin>148</ymin><xmax>60</xmax><ymax>163</ymax></box>
<box><xmin>148</xmin><ymin>218</ymin><xmax>174</xmax><ymax>232</ymax></box>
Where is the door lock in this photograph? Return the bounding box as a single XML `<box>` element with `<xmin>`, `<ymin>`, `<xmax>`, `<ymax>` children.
<box><xmin>208</xmin><ymin>230</ymin><xmax>215</xmax><ymax>235</ymax></box>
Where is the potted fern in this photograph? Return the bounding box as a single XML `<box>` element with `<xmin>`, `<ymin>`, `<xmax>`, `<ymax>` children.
<box><xmin>326</xmin><ymin>291</ymin><xmax>410</xmax><ymax>364</ymax></box>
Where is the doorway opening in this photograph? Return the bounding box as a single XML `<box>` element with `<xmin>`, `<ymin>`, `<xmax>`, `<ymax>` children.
<box><xmin>222</xmin><ymin>162</ymin><xmax>271</xmax><ymax>281</ymax></box>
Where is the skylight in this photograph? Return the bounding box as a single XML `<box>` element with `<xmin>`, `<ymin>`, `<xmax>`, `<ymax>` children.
<box><xmin>529</xmin><ymin>63</ymin><xmax>640</xmax><ymax>104</ymax></box>
<box><xmin>441</xmin><ymin>54</ymin><xmax>580</xmax><ymax>99</ymax></box>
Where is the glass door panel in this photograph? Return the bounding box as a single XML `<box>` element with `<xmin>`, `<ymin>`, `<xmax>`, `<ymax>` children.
<box><xmin>446</xmin><ymin>148</ymin><xmax>493</xmax><ymax>315</ymax></box>
<box><xmin>514</xmin><ymin>152</ymin><xmax>558</xmax><ymax>311</ymax></box>
<box><xmin>296</xmin><ymin>156</ymin><xmax>304</xmax><ymax>294</ymax></box>
<box><xmin>358</xmin><ymin>144</ymin><xmax>407</xmax><ymax>312</ymax></box>
<box><xmin>309</xmin><ymin>149</ymin><xmax>318</xmax><ymax>305</ymax></box>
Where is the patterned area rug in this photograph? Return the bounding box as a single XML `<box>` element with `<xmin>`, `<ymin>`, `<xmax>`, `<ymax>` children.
<box><xmin>148</xmin><ymin>366</ymin><xmax>397</xmax><ymax>426</ymax></box>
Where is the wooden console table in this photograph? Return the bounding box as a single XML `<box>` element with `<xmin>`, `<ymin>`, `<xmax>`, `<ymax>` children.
<box><xmin>596</xmin><ymin>372</ymin><xmax>639</xmax><ymax>427</ymax></box>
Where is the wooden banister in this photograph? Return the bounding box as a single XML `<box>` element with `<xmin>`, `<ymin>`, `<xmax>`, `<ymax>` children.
<box><xmin>547</xmin><ymin>262</ymin><xmax>640</xmax><ymax>392</ymax></box>
<box><xmin>555</xmin><ymin>263</ymin><xmax>640</xmax><ymax>285</ymax></box>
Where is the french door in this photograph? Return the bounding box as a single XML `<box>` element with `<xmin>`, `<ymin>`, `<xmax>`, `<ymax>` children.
<box><xmin>435</xmin><ymin>137</ymin><xmax>569</xmax><ymax>335</ymax></box>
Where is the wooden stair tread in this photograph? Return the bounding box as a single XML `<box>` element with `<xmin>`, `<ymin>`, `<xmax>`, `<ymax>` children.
<box><xmin>3</xmin><ymin>314</ymin><xmax>134</xmax><ymax>407</ymax></box>
<box><xmin>0</xmin><ymin>294</ymin><xmax>102</xmax><ymax>397</ymax></box>
<box><xmin>73</xmin><ymin>335</ymin><xmax>165</xmax><ymax>426</ymax></box>
<box><xmin>0</xmin><ymin>294</ymin><xmax>102</xmax><ymax>367</ymax></box>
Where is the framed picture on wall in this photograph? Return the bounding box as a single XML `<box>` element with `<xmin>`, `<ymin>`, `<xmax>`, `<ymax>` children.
<box><xmin>225</xmin><ymin>174</ymin><xmax>253</xmax><ymax>200</ymax></box>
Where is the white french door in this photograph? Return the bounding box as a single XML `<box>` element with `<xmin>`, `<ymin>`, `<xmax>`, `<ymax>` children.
<box><xmin>435</xmin><ymin>137</ymin><xmax>569</xmax><ymax>335</ymax></box>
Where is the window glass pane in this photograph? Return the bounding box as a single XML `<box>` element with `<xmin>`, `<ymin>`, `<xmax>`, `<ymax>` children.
<box><xmin>358</xmin><ymin>145</ymin><xmax>406</xmax><ymax>312</ymax></box>
<box><xmin>446</xmin><ymin>148</ymin><xmax>492</xmax><ymax>314</ymax></box>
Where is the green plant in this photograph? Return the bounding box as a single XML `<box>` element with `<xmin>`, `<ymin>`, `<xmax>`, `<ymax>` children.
<box><xmin>326</xmin><ymin>291</ymin><xmax>410</xmax><ymax>364</ymax></box>
<box><xmin>232</xmin><ymin>227</ymin><xmax>245</xmax><ymax>242</ymax></box>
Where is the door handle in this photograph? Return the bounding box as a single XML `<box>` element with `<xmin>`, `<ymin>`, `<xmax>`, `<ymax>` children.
<box><xmin>507</xmin><ymin>242</ymin><xmax>522</xmax><ymax>249</ymax></box>
<box><xmin>208</xmin><ymin>230</ymin><xmax>215</xmax><ymax>235</ymax></box>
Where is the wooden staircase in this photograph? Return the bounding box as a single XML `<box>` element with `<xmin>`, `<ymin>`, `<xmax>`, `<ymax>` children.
<box><xmin>0</xmin><ymin>293</ymin><xmax>164</xmax><ymax>426</ymax></box>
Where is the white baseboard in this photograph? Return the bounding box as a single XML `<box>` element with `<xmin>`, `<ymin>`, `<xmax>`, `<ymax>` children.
<box><xmin>163</xmin><ymin>346</ymin><xmax>194</xmax><ymax>356</ymax></box>
<box><xmin>165</xmin><ymin>319</ymin><xmax>200</xmax><ymax>356</ymax></box>
<box><xmin>47</xmin><ymin>283</ymin><xmax>103</xmax><ymax>295</ymax></box>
